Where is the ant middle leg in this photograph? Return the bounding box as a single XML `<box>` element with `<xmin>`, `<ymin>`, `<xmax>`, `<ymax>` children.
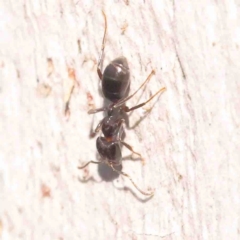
<box><xmin>109</xmin><ymin>164</ymin><xmax>154</xmax><ymax>196</ymax></box>
<box><xmin>116</xmin><ymin>120</ymin><xmax>143</xmax><ymax>162</ymax></box>
<box><xmin>97</xmin><ymin>10</ymin><xmax>107</xmax><ymax>80</ymax></box>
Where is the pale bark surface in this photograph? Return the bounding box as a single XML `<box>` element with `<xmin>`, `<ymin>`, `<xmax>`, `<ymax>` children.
<box><xmin>0</xmin><ymin>1</ymin><xmax>239</xmax><ymax>239</ymax></box>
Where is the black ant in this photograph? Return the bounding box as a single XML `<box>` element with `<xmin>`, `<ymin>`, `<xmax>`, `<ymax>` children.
<box><xmin>78</xmin><ymin>11</ymin><xmax>166</xmax><ymax>196</ymax></box>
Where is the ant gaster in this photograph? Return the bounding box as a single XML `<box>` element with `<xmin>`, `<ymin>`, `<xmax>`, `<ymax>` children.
<box><xmin>78</xmin><ymin>11</ymin><xmax>166</xmax><ymax>196</ymax></box>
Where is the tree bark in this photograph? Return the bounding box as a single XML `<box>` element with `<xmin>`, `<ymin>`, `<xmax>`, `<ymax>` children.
<box><xmin>0</xmin><ymin>1</ymin><xmax>239</xmax><ymax>239</ymax></box>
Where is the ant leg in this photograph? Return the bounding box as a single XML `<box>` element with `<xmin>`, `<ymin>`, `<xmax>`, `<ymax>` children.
<box><xmin>121</xmin><ymin>141</ymin><xmax>145</xmax><ymax>164</ymax></box>
<box><xmin>115</xmin><ymin>119</ymin><xmax>125</xmax><ymax>139</ymax></box>
<box><xmin>109</xmin><ymin>164</ymin><xmax>154</xmax><ymax>196</ymax></box>
<box><xmin>114</xmin><ymin>70</ymin><xmax>155</xmax><ymax>108</ymax></box>
<box><xmin>88</xmin><ymin>11</ymin><xmax>107</xmax><ymax>114</ymax></box>
<box><xmin>124</xmin><ymin>87</ymin><xmax>166</xmax><ymax>112</ymax></box>
<box><xmin>94</xmin><ymin>119</ymin><xmax>104</xmax><ymax>133</ymax></box>
<box><xmin>121</xmin><ymin>141</ymin><xmax>142</xmax><ymax>158</ymax></box>
<box><xmin>90</xmin><ymin>119</ymin><xmax>104</xmax><ymax>137</ymax></box>
<box><xmin>88</xmin><ymin>106</ymin><xmax>107</xmax><ymax>114</ymax></box>
<box><xmin>97</xmin><ymin>11</ymin><xmax>107</xmax><ymax>80</ymax></box>
<box><xmin>78</xmin><ymin>161</ymin><xmax>101</xmax><ymax>169</ymax></box>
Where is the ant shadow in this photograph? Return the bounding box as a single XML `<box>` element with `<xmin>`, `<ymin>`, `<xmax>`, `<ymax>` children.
<box><xmin>97</xmin><ymin>154</ymin><xmax>143</xmax><ymax>182</ymax></box>
<box><xmin>79</xmin><ymin>153</ymin><xmax>142</xmax><ymax>183</ymax></box>
<box><xmin>77</xmin><ymin>164</ymin><xmax>121</xmax><ymax>183</ymax></box>
<box><xmin>113</xmin><ymin>184</ymin><xmax>154</xmax><ymax>203</ymax></box>
<box><xmin>98</xmin><ymin>163</ymin><xmax>122</xmax><ymax>181</ymax></box>
<box><xmin>78</xmin><ymin>154</ymin><xmax>152</xmax><ymax>201</ymax></box>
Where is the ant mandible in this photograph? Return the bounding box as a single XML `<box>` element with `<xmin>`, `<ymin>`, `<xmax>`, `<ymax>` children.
<box><xmin>78</xmin><ymin>11</ymin><xmax>166</xmax><ymax>196</ymax></box>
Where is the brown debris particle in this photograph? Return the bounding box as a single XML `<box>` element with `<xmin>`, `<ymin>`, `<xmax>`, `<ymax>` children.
<box><xmin>64</xmin><ymin>67</ymin><xmax>77</xmax><ymax>118</ymax></box>
<box><xmin>86</xmin><ymin>91</ymin><xmax>95</xmax><ymax>110</ymax></box>
<box><xmin>121</xmin><ymin>21</ymin><xmax>128</xmax><ymax>35</ymax></box>
<box><xmin>47</xmin><ymin>58</ymin><xmax>54</xmax><ymax>77</ymax></box>
<box><xmin>36</xmin><ymin>83</ymin><xmax>52</xmax><ymax>97</ymax></box>
<box><xmin>41</xmin><ymin>184</ymin><xmax>51</xmax><ymax>198</ymax></box>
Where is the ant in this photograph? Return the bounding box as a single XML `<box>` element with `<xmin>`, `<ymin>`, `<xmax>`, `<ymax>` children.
<box><xmin>78</xmin><ymin>11</ymin><xmax>166</xmax><ymax>196</ymax></box>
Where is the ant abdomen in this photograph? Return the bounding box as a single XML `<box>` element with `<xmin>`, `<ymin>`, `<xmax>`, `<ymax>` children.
<box><xmin>102</xmin><ymin>57</ymin><xmax>130</xmax><ymax>102</ymax></box>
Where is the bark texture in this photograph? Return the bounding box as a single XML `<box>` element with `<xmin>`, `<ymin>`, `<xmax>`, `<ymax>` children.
<box><xmin>0</xmin><ymin>1</ymin><xmax>239</xmax><ymax>239</ymax></box>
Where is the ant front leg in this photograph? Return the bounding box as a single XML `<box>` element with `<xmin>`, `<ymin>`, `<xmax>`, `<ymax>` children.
<box><xmin>97</xmin><ymin>11</ymin><xmax>107</xmax><ymax>80</ymax></box>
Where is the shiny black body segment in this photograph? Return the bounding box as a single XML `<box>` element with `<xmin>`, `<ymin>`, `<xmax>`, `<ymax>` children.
<box><xmin>102</xmin><ymin>57</ymin><xmax>130</xmax><ymax>102</ymax></box>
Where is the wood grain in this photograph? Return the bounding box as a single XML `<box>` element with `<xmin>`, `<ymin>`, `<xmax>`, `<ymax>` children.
<box><xmin>0</xmin><ymin>1</ymin><xmax>239</xmax><ymax>239</ymax></box>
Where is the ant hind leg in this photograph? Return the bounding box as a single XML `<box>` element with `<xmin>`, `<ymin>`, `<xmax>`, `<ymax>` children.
<box><xmin>109</xmin><ymin>164</ymin><xmax>154</xmax><ymax>196</ymax></box>
<box><xmin>121</xmin><ymin>141</ymin><xmax>142</xmax><ymax>158</ymax></box>
<box><xmin>78</xmin><ymin>161</ymin><xmax>101</xmax><ymax>169</ymax></box>
<box><xmin>97</xmin><ymin>11</ymin><xmax>107</xmax><ymax>80</ymax></box>
<box><xmin>124</xmin><ymin>87</ymin><xmax>166</xmax><ymax>112</ymax></box>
